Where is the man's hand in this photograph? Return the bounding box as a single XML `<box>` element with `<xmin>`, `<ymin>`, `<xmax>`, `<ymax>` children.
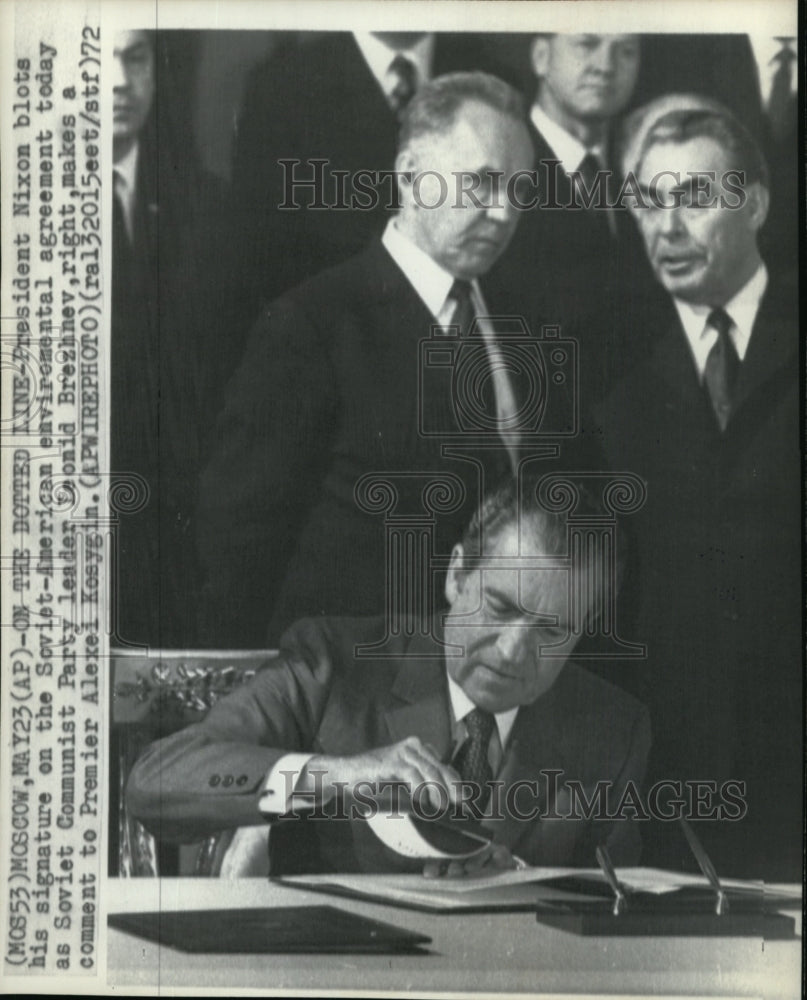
<box><xmin>422</xmin><ymin>842</ymin><xmax>519</xmax><ymax>879</ymax></box>
<box><xmin>305</xmin><ymin>736</ymin><xmax>462</xmax><ymax>811</ymax></box>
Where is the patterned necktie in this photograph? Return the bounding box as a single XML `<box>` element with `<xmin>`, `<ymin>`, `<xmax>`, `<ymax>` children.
<box><xmin>767</xmin><ymin>39</ymin><xmax>797</xmax><ymax>142</ymax></box>
<box><xmin>703</xmin><ymin>307</ymin><xmax>740</xmax><ymax>431</ymax></box>
<box><xmin>389</xmin><ymin>54</ymin><xmax>417</xmax><ymax>117</ymax></box>
<box><xmin>454</xmin><ymin>708</ymin><xmax>496</xmax><ymax>802</ymax></box>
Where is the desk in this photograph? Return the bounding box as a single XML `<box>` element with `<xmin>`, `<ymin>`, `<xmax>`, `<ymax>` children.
<box><xmin>106</xmin><ymin>878</ymin><xmax>801</xmax><ymax>997</ymax></box>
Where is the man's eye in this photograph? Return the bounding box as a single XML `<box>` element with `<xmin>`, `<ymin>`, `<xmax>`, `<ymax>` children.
<box><xmin>125</xmin><ymin>48</ymin><xmax>147</xmax><ymax>67</ymax></box>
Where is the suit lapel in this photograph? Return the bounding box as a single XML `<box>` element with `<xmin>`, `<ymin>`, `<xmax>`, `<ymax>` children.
<box><xmin>382</xmin><ymin>631</ymin><xmax>453</xmax><ymax>759</ymax></box>
<box><xmin>732</xmin><ymin>283</ymin><xmax>797</xmax><ymax>416</ymax></box>
<box><xmin>489</xmin><ymin>682</ymin><xmax>574</xmax><ymax>852</ymax></box>
<box><xmin>342</xmin><ymin>35</ymin><xmax>398</xmax><ymax>152</ymax></box>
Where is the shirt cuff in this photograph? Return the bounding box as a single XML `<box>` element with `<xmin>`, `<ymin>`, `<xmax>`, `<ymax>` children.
<box><xmin>260</xmin><ymin>752</ymin><xmax>337</xmax><ymax>815</ymax></box>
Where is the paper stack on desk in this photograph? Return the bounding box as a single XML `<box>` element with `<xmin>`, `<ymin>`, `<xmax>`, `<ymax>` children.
<box><xmin>276</xmin><ymin>866</ymin><xmax>800</xmax><ymax>915</ymax></box>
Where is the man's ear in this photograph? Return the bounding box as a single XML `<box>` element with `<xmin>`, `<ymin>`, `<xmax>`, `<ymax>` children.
<box><xmin>530</xmin><ymin>36</ymin><xmax>550</xmax><ymax>80</ymax></box>
<box><xmin>444</xmin><ymin>544</ymin><xmax>465</xmax><ymax>606</ymax></box>
<box><xmin>395</xmin><ymin>147</ymin><xmax>417</xmax><ymax>203</ymax></box>
<box><xmin>745</xmin><ymin>181</ymin><xmax>770</xmax><ymax>233</ymax></box>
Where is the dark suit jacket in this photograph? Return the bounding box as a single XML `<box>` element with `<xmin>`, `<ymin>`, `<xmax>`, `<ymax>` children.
<box><xmin>232</xmin><ymin>32</ymin><xmax>490</xmax><ymax>312</ymax></box>
<box><xmin>127</xmin><ymin>615</ymin><xmax>651</xmax><ymax>872</ymax></box>
<box><xmin>594</xmin><ymin>276</ymin><xmax>802</xmax><ymax>880</ymax></box>
<box><xmin>197</xmin><ymin>240</ymin><xmax>512</xmax><ymax>647</ymax></box>
<box><xmin>111</xmin><ymin>128</ymin><xmax>246</xmax><ymax>648</ymax></box>
<box><xmin>485</xmin><ymin>122</ymin><xmax>660</xmax><ymax>413</ymax></box>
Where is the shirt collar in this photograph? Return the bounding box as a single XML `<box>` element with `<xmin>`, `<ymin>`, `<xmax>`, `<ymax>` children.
<box><xmin>446</xmin><ymin>672</ymin><xmax>519</xmax><ymax>752</ymax></box>
<box><xmin>382</xmin><ymin>217</ymin><xmax>479</xmax><ymax>320</ymax></box>
<box><xmin>530</xmin><ymin>103</ymin><xmax>605</xmax><ymax>175</ymax></box>
<box><xmin>673</xmin><ymin>264</ymin><xmax>768</xmax><ymax>378</ymax></box>
<box><xmin>353</xmin><ymin>33</ymin><xmax>435</xmax><ymax>98</ymax></box>
<box><xmin>113</xmin><ymin>139</ymin><xmax>139</xmax><ymax>200</ymax></box>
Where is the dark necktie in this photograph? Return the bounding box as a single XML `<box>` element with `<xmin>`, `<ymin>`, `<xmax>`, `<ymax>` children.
<box><xmin>703</xmin><ymin>307</ymin><xmax>740</xmax><ymax>431</ymax></box>
<box><xmin>449</xmin><ymin>278</ymin><xmax>475</xmax><ymax>338</ymax></box>
<box><xmin>577</xmin><ymin>150</ymin><xmax>615</xmax><ymax>238</ymax></box>
<box><xmin>389</xmin><ymin>54</ymin><xmax>417</xmax><ymax>117</ymax></box>
<box><xmin>454</xmin><ymin>708</ymin><xmax>496</xmax><ymax>803</ymax></box>
<box><xmin>578</xmin><ymin>150</ymin><xmax>601</xmax><ymax>192</ymax></box>
<box><xmin>767</xmin><ymin>39</ymin><xmax>796</xmax><ymax>142</ymax></box>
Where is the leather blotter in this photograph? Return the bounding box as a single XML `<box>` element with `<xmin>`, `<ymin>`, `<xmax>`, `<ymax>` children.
<box><xmin>108</xmin><ymin>905</ymin><xmax>431</xmax><ymax>953</ymax></box>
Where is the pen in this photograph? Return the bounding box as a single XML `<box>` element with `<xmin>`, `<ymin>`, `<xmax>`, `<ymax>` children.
<box><xmin>595</xmin><ymin>844</ymin><xmax>628</xmax><ymax>915</ymax></box>
<box><xmin>679</xmin><ymin>818</ymin><xmax>729</xmax><ymax>915</ymax></box>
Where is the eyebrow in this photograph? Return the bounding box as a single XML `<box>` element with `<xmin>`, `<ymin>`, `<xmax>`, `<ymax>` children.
<box><xmin>484</xmin><ymin>585</ymin><xmax>561</xmax><ymax>624</ymax></box>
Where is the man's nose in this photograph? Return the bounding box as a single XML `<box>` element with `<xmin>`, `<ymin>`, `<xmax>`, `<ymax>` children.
<box><xmin>495</xmin><ymin>625</ymin><xmax>527</xmax><ymax>664</ymax></box>
<box><xmin>658</xmin><ymin>205</ymin><xmax>686</xmax><ymax>237</ymax></box>
<box><xmin>590</xmin><ymin>42</ymin><xmax>617</xmax><ymax>75</ymax></box>
<box><xmin>486</xmin><ymin>192</ymin><xmax>518</xmax><ymax>229</ymax></box>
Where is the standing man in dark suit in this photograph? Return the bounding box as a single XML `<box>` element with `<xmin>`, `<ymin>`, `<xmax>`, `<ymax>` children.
<box><xmin>597</xmin><ymin>107</ymin><xmax>801</xmax><ymax>880</ymax></box>
<box><xmin>198</xmin><ymin>72</ymin><xmax>535</xmax><ymax>647</ymax></box>
<box><xmin>233</xmin><ymin>31</ymin><xmax>489</xmax><ymax>313</ymax></box>
<box><xmin>130</xmin><ymin>477</ymin><xmax>651</xmax><ymax>875</ymax></box>
<box><xmin>486</xmin><ymin>33</ymin><xmax>653</xmax><ymax>410</ymax></box>
<box><xmin>111</xmin><ymin>30</ymin><xmax>238</xmax><ymax>647</ymax></box>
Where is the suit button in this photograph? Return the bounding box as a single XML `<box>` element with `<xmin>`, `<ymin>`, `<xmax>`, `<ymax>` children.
<box><xmin>236</xmin><ymin>775</ymin><xmax>248</xmax><ymax>786</ymax></box>
<box><xmin>222</xmin><ymin>775</ymin><xmax>234</xmax><ymax>787</ymax></box>
<box><xmin>209</xmin><ymin>774</ymin><xmax>221</xmax><ymax>787</ymax></box>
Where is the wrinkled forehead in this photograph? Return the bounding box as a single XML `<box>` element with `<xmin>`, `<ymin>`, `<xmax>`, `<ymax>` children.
<box><xmin>412</xmin><ymin>100</ymin><xmax>527</xmax><ymax>157</ymax></box>
<box><xmin>638</xmin><ymin>135</ymin><xmax>732</xmax><ymax>182</ymax></box>
<box><xmin>478</xmin><ymin>523</ymin><xmax>568</xmax><ymax>595</ymax></box>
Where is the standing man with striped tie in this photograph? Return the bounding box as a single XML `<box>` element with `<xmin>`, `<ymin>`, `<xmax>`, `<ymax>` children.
<box><xmin>198</xmin><ymin>72</ymin><xmax>535</xmax><ymax>648</ymax></box>
<box><xmin>596</xmin><ymin>106</ymin><xmax>801</xmax><ymax>881</ymax></box>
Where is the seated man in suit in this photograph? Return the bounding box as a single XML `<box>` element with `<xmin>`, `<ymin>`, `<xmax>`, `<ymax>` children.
<box><xmin>198</xmin><ymin>72</ymin><xmax>536</xmax><ymax>647</ymax></box>
<box><xmin>486</xmin><ymin>32</ymin><xmax>654</xmax><ymax>408</ymax></box>
<box><xmin>597</xmin><ymin>105</ymin><xmax>801</xmax><ymax>880</ymax></box>
<box><xmin>128</xmin><ymin>475</ymin><xmax>651</xmax><ymax>875</ymax></box>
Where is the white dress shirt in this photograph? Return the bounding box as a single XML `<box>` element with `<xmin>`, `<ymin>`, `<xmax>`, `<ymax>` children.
<box><xmin>673</xmin><ymin>265</ymin><xmax>768</xmax><ymax>381</ymax></box>
<box><xmin>113</xmin><ymin>140</ymin><xmax>139</xmax><ymax>242</ymax></box>
<box><xmin>353</xmin><ymin>32</ymin><xmax>435</xmax><ymax>106</ymax></box>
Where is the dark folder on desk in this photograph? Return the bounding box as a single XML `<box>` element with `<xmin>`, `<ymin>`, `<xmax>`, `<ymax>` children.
<box><xmin>108</xmin><ymin>905</ymin><xmax>431</xmax><ymax>953</ymax></box>
<box><xmin>533</xmin><ymin>881</ymin><xmax>796</xmax><ymax>939</ymax></box>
